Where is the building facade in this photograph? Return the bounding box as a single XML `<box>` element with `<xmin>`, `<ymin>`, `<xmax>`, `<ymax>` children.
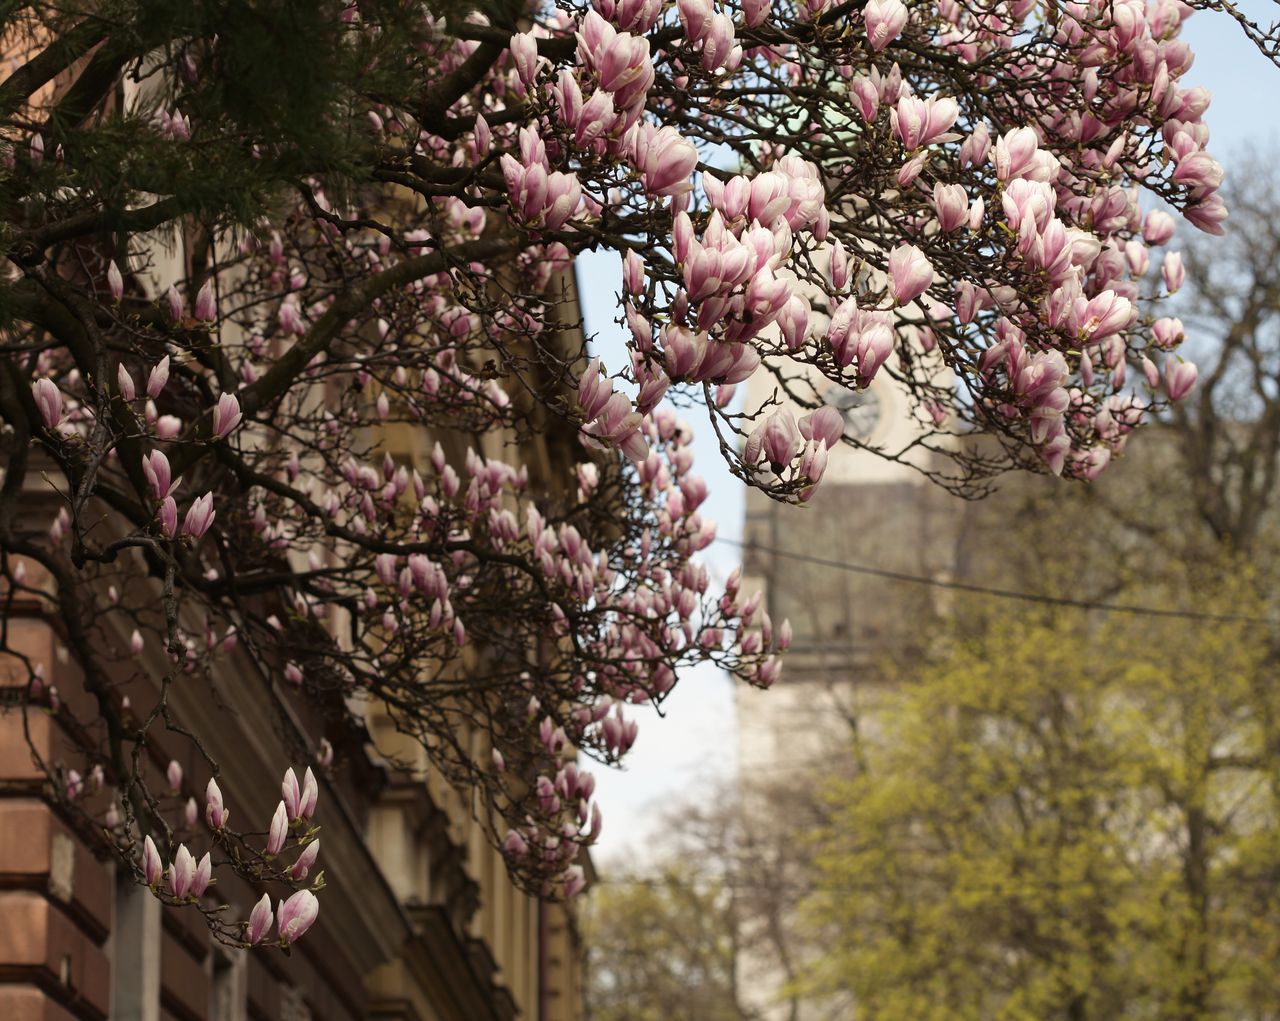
<box><xmin>0</xmin><ymin>428</ymin><xmax>587</xmax><ymax>1021</ymax></box>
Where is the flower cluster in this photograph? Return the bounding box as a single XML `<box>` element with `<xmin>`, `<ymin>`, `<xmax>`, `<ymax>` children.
<box><xmin>1</xmin><ymin>0</ymin><xmax>1262</xmax><ymax>944</ymax></box>
<box><xmin>89</xmin><ymin>767</ymin><xmax>322</xmax><ymax>947</ymax></box>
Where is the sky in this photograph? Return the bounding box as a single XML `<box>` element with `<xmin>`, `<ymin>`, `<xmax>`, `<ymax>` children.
<box><xmin>577</xmin><ymin>1</ymin><xmax>1280</xmax><ymax>865</ymax></box>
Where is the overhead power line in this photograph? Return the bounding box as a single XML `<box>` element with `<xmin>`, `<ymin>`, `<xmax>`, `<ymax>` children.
<box><xmin>716</xmin><ymin>537</ymin><xmax>1276</xmax><ymax>627</ymax></box>
<box><xmin>594</xmin><ymin>870</ymin><xmax>1280</xmax><ymax>894</ymax></box>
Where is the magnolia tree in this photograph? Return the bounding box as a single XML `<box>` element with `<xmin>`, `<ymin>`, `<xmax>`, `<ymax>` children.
<box><xmin>0</xmin><ymin>0</ymin><xmax>1270</xmax><ymax>948</ymax></box>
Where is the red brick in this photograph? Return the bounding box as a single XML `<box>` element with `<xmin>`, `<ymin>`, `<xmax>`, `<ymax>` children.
<box><xmin>0</xmin><ymin>617</ymin><xmax>56</xmax><ymax>689</ymax></box>
<box><xmin>0</xmin><ymin>984</ymin><xmax>82</xmax><ymax>1021</ymax></box>
<box><xmin>0</xmin><ymin>892</ymin><xmax>110</xmax><ymax>1019</ymax></box>
<box><xmin>0</xmin><ymin>800</ymin><xmax>112</xmax><ymax>940</ymax></box>
<box><xmin>0</xmin><ymin>711</ymin><xmax>52</xmax><ymax>782</ymax></box>
<box><xmin>0</xmin><ymin>799</ymin><xmax>53</xmax><ymax>872</ymax></box>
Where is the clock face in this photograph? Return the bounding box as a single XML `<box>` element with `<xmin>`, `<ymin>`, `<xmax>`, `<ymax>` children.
<box><xmin>825</xmin><ymin>384</ymin><xmax>882</xmax><ymax>442</ymax></box>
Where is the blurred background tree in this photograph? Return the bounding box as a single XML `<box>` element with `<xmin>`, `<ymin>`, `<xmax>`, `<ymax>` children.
<box><xmin>800</xmin><ymin>572</ymin><xmax>1280</xmax><ymax>1021</ymax></box>
<box><xmin>797</xmin><ymin>158</ymin><xmax>1280</xmax><ymax>1021</ymax></box>
<box><xmin>583</xmin><ymin>781</ymin><xmax>832</xmax><ymax>1021</ymax></box>
<box><xmin>583</xmin><ymin>861</ymin><xmax>755</xmax><ymax>1021</ymax></box>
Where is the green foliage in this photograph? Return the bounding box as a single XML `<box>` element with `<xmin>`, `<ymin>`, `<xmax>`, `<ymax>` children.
<box><xmin>799</xmin><ymin>564</ymin><xmax>1280</xmax><ymax>1021</ymax></box>
<box><xmin>0</xmin><ymin>0</ymin><xmax>431</xmax><ymax>249</ymax></box>
<box><xmin>584</xmin><ymin>866</ymin><xmax>758</xmax><ymax>1021</ymax></box>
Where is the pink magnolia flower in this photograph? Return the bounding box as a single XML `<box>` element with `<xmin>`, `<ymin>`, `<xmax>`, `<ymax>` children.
<box><xmin>164</xmin><ymin>285</ymin><xmax>183</xmax><ymax>322</ymax></box>
<box><xmin>107</xmin><ymin>260</ymin><xmax>124</xmax><ymax>301</ymax></box>
<box><xmin>863</xmin><ymin>0</ymin><xmax>908</xmax><ymax>51</ymax></box>
<box><xmin>800</xmin><ymin>406</ymin><xmax>844</xmax><ymax>448</ymax></box>
<box><xmin>565</xmin><ymin>84</ymin><xmax>616</xmax><ymax>150</ymax></box>
<box><xmin>509</xmin><ymin>32</ymin><xmax>541</xmax><ymax>88</ymax></box>
<box><xmin>853</xmin><ymin>318</ymin><xmax>894</xmax><ymax>386</ymax></box>
<box><xmin>797</xmin><ymin>438</ymin><xmax>829</xmax><ymax>491</ymax></box>
<box><xmin>1152</xmin><ymin>317</ymin><xmax>1184</xmax><ymax>349</ymax></box>
<box><xmin>158</xmin><ymin>496</ymin><xmax>178</xmax><ymax>538</ymax></box>
<box><xmin>290</xmin><ymin>839</ymin><xmax>320</xmax><ymax>881</ymax></box>
<box><xmin>167</xmin><ymin>759</ymin><xmax>183</xmax><ymax>793</ymax></box>
<box><xmin>279</xmin><ymin>296</ymin><xmax>306</xmax><ymax>335</ymax></box>
<box><xmin>960</xmin><ymin>123</ymin><xmax>991</xmax><ymax>166</ymax></box>
<box><xmin>1166</xmin><ymin>359</ymin><xmax>1198</xmax><ymax>401</ymax></box>
<box><xmin>577</xmin><ymin>13</ymin><xmax>654</xmax><ymax>108</ymax></box>
<box><xmin>155</xmin><ymin>415</ymin><xmax>182</xmax><ymax>439</ymax></box>
<box><xmin>1001</xmin><ymin>179</ymin><xmax>1055</xmax><ymax>234</ymax></box>
<box><xmin>500</xmin><ymin>154</ymin><xmax>583</xmax><ymax>230</ymax></box>
<box><xmin>277</xmin><ymin>890</ymin><xmax>320</xmax><ymax>945</ymax></box>
<box><xmin>246</xmin><ymin>893</ymin><xmax>273</xmax><ymax>944</ymax></box>
<box><xmin>1143</xmin><ymin>209</ymin><xmax>1176</xmax><ymax>245</ymax></box>
<box><xmin>777</xmin><ymin>619</ymin><xmax>795</xmax><ymax>650</ymax></box>
<box><xmin>181</xmin><ymin>493</ymin><xmax>215</xmax><ymax>539</ymax></box>
<box><xmin>169</xmin><ymin>844</ymin><xmax>196</xmax><ymax>898</ymax></box>
<box><xmin>603</xmin><ymin>0</ymin><xmax>665</xmax><ymax>32</ymax></box>
<box><xmin>700</xmin><ymin>13</ymin><xmax>737</xmax><ymax>73</ymax></box>
<box><xmin>503</xmin><ymin>830</ymin><xmax>528</xmax><ymax>856</ymax></box>
<box><xmin>194</xmin><ymin>280</ymin><xmax>216</xmax><ymax>322</ymax></box>
<box><xmin>1125</xmin><ymin>239</ymin><xmax>1150</xmax><ymax>276</ymax></box>
<box><xmin>563</xmin><ymin>864</ymin><xmax>587</xmax><ymax>899</ymax></box>
<box><xmin>143</xmin><ymin>835</ymin><xmax>163</xmax><ymax>887</ymax></box>
<box><xmin>206</xmin><ymin>778</ymin><xmax>229</xmax><ymax>829</ymax></box>
<box><xmin>266</xmin><ymin>800</ymin><xmax>288</xmax><ymax>855</ymax></box>
<box><xmin>1162</xmin><ymin>251</ymin><xmax>1185</xmax><ymax>293</ymax></box>
<box><xmin>660</xmin><ymin>325</ymin><xmax>708</xmax><ymax>379</ymax></box>
<box><xmin>678</xmin><ymin>0</ymin><xmax>712</xmax><ymax>42</ymax></box>
<box><xmin>212</xmin><ymin>393</ymin><xmax>241</xmax><ymax>439</ymax></box>
<box><xmin>892</xmin><ymin>95</ymin><xmax>958</xmax><ymax>150</ymax></box>
<box><xmin>1076</xmin><ymin>291</ymin><xmax>1133</xmax><ymax>342</ymax></box>
<box><xmin>146</xmin><ymin>355</ymin><xmax>170</xmax><ymax>399</ymax></box>
<box><xmin>1184</xmin><ymin>193</ymin><xmax>1227</xmax><ymax>236</ymax></box>
<box><xmin>282</xmin><ymin>768</ymin><xmax>303</xmax><ymax>820</ymax></box>
<box><xmin>31</xmin><ymin>379</ymin><xmax>63</xmax><ymax>430</ymax></box>
<box><xmin>761</xmin><ymin>411</ymin><xmax>800</xmax><ymax>471</ymax></box>
<box><xmin>633</xmin><ymin>125</ymin><xmax>698</xmax><ymax>197</ymax></box>
<box><xmin>968</xmin><ymin>197</ymin><xmax>985</xmax><ymax>231</ymax></box>
<box><xmin>117</xmin><ymin>364</ymin><xmax>136</xmax><ymax>401</ymax></box>
<box><xmin>472</xmin><ymin>113</ymin><xmax>491</xmax><ymax>159</ymax></box>
<box><xmin>142</xmin><ymin>450</ymin><xmax>174</xmax><ymax>499</ymax></box>
<box><xmin>190</xmin><ymin>853</ymin><xmax>211</xmax><ymax>898</ymax></box>
<box><xmin>622</xmin><ymin>250</ymin><xmax>645</xmax><ymax>294</ymax></box>
<box><xmin>830</xmin><ymin>239</ymin><xmax>849</xmax><ymax>290</ymax></box>
<box><xmin>1172</xmin><ymin>150</ymin><xmax>1223</xmax><ymax>191</ymax></box>
<box><xmin>849</xmin><ymin>76</ymin><xmax>880</xmax><ymax>122</ymax></box>
<box><xmin>888</xmin><ymin>243</ymin><xmax>934</xmax><ymax>304</ymax></box>
<box><xmin>582</xmin><ymin>392</ymin><xmax>649</xmax><ymax>461</ymax></box>
<box><xmin>933</xmin><ymin>182</ymin><xmax>968</xmax><ymax>232</ymax></box>
<box><xmin>1039</xmin><ymin>431</ymin><xmax>1070</xmax><ymax>476</ymax></box>
<box><xmin>992</xmin><ymin>127</ymin><xmax>1039</xmax><ymax>182</ymax></box>
<box><xmin>543</xmin><ymin>171</ymin><xmax>583</xmax><ymax>230</ymax></box>
<box><xmin>578</xmin><ymin>358</ymin><xmax>613</xmax><ymax>419</ymax></box>
<box><xmin>777</xmin><ymin>294</ymin><xmax>810</xmax><ymax>351</ymax></box>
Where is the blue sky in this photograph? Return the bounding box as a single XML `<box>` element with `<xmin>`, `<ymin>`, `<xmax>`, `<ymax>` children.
<box><xmin>578</xmin><ymin>2</ymin><xmax>1280</xmax><ymax>864</ymax></box>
